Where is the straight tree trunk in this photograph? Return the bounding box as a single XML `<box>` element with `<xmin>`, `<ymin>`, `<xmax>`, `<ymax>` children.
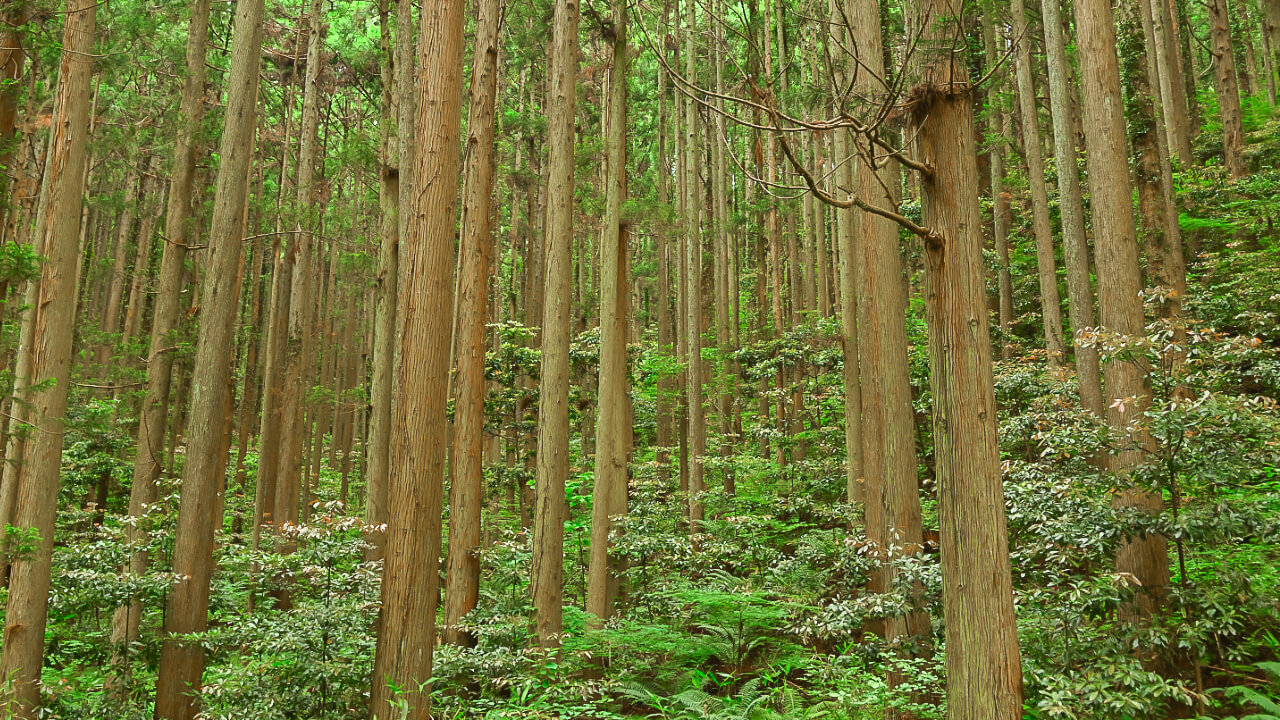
<box><xmin>443</xmin><ymin>0</ymin><xmax>502</xmax><ymax>646</ymax></box>
<box><xmin>368</xmin><ymin>0</ymin><xmax>464</xmax><ymax>716</ymax></box>
<box><xmin>981</xmin><ymin>12</ymin><xmax>1014</xmax><ymax>359</ymax></box>
<box><xmin>909</xmin><ymin>0</ymin><xmax>1024</xmax><ymax>715</ymax></box>
<box><xmin>529</xmin><ymin>0</ymin><xmax>579</xmax><ymax>650</ymax></box>
<box><xmin>1010</xmin><ymin>0</ymin><xmax>1066</xmax><ymax>366</ymax></box>
<box><xmin>275</xmin><ymin>0</ymin><xmax>327</xmax><ymax>556</ymax></box>
<box><xmin>1074</xmin><ymin>0</ymin><xmax>1172</xmax><ymax>618</ymax></box>
<box><xmin>1149</xmin><ymin>0</ymin><xmax>1195</xmax><ymax>163</ymax></box>
<box><xmin>152</xmin><ymin>0</ymin><xmax>263</xmax><ymax>715</ymax></box>
<box><xmin>1264</xmin><ymin>0</ymin><xmax>1280</xmax><ymax>104</ymax></box>
<box><xmin>683</xmin><ymin>0</ymin><xmax>706</xmax><ymax>530</ymax></box>
<box><xmin>96</xmin><ymin>166</ymin><xmax>141</xmax><ymax>369</ymax></box>
<box><xmin>110</xmin><ymin>0</ymin><xmax>212</xmax><ymax>679</ymax></box>
<box><xmin>1208</xmin><ymin>0</ymin><xmax>1250</xmax><ymax>176</ymax></box>
<box><xmin>587</xmin><ymin>3</ymin><xmax>629</xmax><ymax>621</ymax></box>
<box><xmin>0</xmin><ymin>3</ymin><xmax>96</xmax><ymax>714</ymax></box>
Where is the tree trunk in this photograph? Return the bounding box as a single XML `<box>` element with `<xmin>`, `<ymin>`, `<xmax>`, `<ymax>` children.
<box><xmin>1041</xmin><ymin>0</ymin><xmax>1104</xmax><ymax>416</ymax></box>
<box><xmin>110</xmin><ymin>0</ymin><xmax>211</xmax><ymax>685</ymax></box>
<box><xmin>587</xmin><ymin>3</ymin><xmax>628</xmax><ymax>621</ymax></box>
<box><xmin>909</xmin><ymin>0</ymin><xmax>1024</xmax><ymax>716</ymax></box>
<box><xmin>530</xmin><ymin>0</ymin><xmax>579</xmax><ymax>650</ymax></box>
<box><xmin>683</xmin><ymin>0</ymin><xmax>706</xmax><ymax>531</ymax></box>
<box><xmin>152</xmin><ymin>0</ymin><xmax>262</xmax><ymax>716</ymax></box>
<box><xmin>1074</xmin><ymin>0</ymin><xmax>1172</xmax><ymax>619</ymax></box>
<box><xmin>443</xmin><ymin>0</ymin><xmax>501</xmax><ymax>647</ymax></box>
<box><xmin>981</xmin><ymin>12</ymin><xmax>1014</xmax><ymax>360</ymax></box>
<box><xmin>1149</xmin><ymin>0</ymin><xmax>1195</xmax><ymax>163</ymax></box>
<box><xmin>1208</xmin><ymin>0</ymin><xmax>1250</xmax><ymax>177</ymax></box>
<box><xmin>1010</xmin><ymin>0</ymin><xmax>1067</xmax><ymax>366</ymax></box>
<box><xmin>0</xmin><ymin>3</ymin><xmax>95</xmax><ymax>714</ymax></box>
<box><xmin>368</xmin><ymin>1</ymin><xmax>463</xmax><ymax>717</ymax></box>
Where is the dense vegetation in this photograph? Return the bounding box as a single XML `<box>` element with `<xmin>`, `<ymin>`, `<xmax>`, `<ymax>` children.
<box><xmin>0</xmin><ymin>0</ymin><xmax>1278</xmax><ymax>719</ymax></box>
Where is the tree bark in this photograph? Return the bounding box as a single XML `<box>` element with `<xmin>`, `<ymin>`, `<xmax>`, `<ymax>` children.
<box><xmin>443</xmin><ymin>0</ymin><xmax>502</xmax><ymax>646</ymax></box>
<box><xmin>1010</xmin><ymin>0</ymin><xmax>1067</xmax><ymax>366</ymax></box>
<box><xmin>152</xmin><ymin>0</ymin><xmax>262</xmax><ymax>715</ymax></box>
<box><xmin>1074</xmin><ymin>0</ymin><xmax>1172</xmax><ymax>619</ymax></box>
<box><xmin>0</xmin><ymin>3</ymin><xmax>96</xmax><ymax>714</ymax></box>
<box><xmin>110</xmin><ymin>0</ymin><xmax>211</xmax><ymax>683</ymax></box>
<box><xmin>368</xmin><ymin>1</ymin><xmax>464</xmax><ymax>716</ymax></box>
<box><xmin>587</xmin><ymin>2</ymin><xmax>629</xmax><ymax>621</ymax></box>
<box><xmin>909</xmin><ymin>0</ymin><xmax>1024</xmax><ymax>716</ymax></box>
<box><xmin>1041</xmin><ymin>0</ymin><xmax>1104</xmax><ymax>416</ymax></box>
<box><xmin>1208</xmin><ymin>0</ymin><xmax>1250</xmax><ymax>176</ymax></box>
<box><xmin>530</xmin><ymin>0</ymin><xmax>579</xmax><ymax>650</ymax></box>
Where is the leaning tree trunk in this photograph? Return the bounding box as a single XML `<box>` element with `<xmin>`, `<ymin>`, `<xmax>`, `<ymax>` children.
<box><xmin>443</xmin><ymin>0</ymin><xmax>502</xmax><ymax>647</ymax></box>
<box><xmin>110</xmin><ymin>0</ymin><xmax>212</xmax><ymax>684</ymax></box>
<box><xmin>0</xmin><ymin>3</ymin><xmax>96</xmax><ymax>715</ymax></box>
<box><xmin>152</xmin><ymin>0</ymin><xmax>263</xmax><ymax>717</ymax></box>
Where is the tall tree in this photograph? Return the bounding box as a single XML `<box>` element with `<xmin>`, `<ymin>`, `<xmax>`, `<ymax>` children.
<box><xmin>1041</xmin><ymin>0</ymin><xmax>1104</xmax><ymax>416</ymax></box>
<box><xmin>1010</xmin><ymin>0</ymin><xmax>1067</xmax><ymax>366</ymax></box>
<box><xmin>111</xmin><ymin>0</ymin><xmax>213</xmax><ymax>675</ymax></box>
<box><xmin>908</xmin><ymin>0</ymin><xmax>1024</xmax><ymax>714</ymax></box>
<box><xmin>0</xmin><ymin>2</ymin><xmax>96</xmax><ymax>714</ymax></box>
<box><xmin>444</xmin><ymin>0</ymin><xmax>502</xmax><ymax>646</ymax></box>
<box><xmin>153</xmin><ymin>0</ymin><xmax>264</xmax><ymax>715</ymax></box>
<box><xmin>1208</xmin><ymin>0</ymin><xmax>1250</xmax><ymax>176</ymax></box>
<box><xmin>368</xmin><ymin>0</ymin><xmax>463</xmax><ymax>715</ymax></box>
<box><xmin>682</xmin><ymin>0</ymin><xmax>706</xmax><ymax>529</ymax></box>
<box><xmin>529</xmin><ymin>0</ymin><xmax>579</xmax><ymax>650</ymax></box>
<box><xmin>587</xmin><ymin>0</ymin><xmax>629</xmax><ymax>621</ymax></box>
<box><xmin>1074</xmin><ymin>0</ymin><xmax>1172</xmax><ymax>618</ymax></box>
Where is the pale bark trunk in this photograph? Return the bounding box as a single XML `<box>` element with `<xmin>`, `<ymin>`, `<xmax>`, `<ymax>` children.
<box><xmin>368</xmin><ymin>0</ymin><xmax>464</xmax><ymax>716</ymax></box>
<box><xmin>153</xmin><ymin>0</ymin><xmax>262</xmax><ymax>715</ymax></box>
<box><xmin>683</xmin><ymin>0</ymin><xmax>706</xmax><ymax>530</ymax></box>
<box><xmin>1074</xmin><ymin>0</ymin><xmax>1172</xmax><ymax>618</ymax></box>
<box><xmin>96</xmin><ymin>166</ymin><xmax>141</xmax><ymax>369</ymax></box>
<box><xmin>910</xmin><ymin>1</ymin><xmax>1024</xmax><ymax>716</ymax></box>
<box><xmin>1150</xmin><ymin>0</ymin><xmax>1195</xmax><ymax>163</ymax></box>
<box><xmin>275</xmin><ymin>0</ymin><xmax>326</xmax><ymax>557</ymax></box>
<box><xmin>443</xmin><ymin>0</ymin><xmax>501</xmax><ymax>646</ymax></box>
<box><xmin>0</xmin><ymin>3</ymin><xmax>95</xmax><ymax>714</ymax></box>
<box><xmin>1010</xmin><ymin>0</ymin><xmax>1066</xmax><ymax>366</ymax></box>
<box><xmin>1041</xmin><ymin>0</ymin><xmax>1104</xmax><ymax>416</ymax></box>
<box><xmin>587</xmin><ymin>4</ymin><xmax>628</xmax><ymax>621</ymax></box>
<box><xmin>529</xmin><ymin>0</ymin><xmax>578</xmax><ymax>651</ymax></box>
<box><xmin>981</xmin><ymin>13</ymin><xmax>1014</xmax><ymax>359</ymax></box>
<box><xmin>1265</xmin><ymin>0</ymin><xmax>1280</xmax><ymax>104</ymax></box>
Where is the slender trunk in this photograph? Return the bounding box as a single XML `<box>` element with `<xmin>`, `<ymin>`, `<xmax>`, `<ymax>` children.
<box><xmin>1010</xmin><ymin>0</ymin><xmax>1066</xmax><ymax>366</ymax></box>
<box><xmin>530</xmin><ymin>0</ymin><xmax>579</xmax><ymax>650</ymax></box>
<box><xmin>97</xmin><ymin>166</ymin><xmax>141</xmax><ymax>369</ymax></box>
<box><xmin>0</xmin><ymin>3</ymin><xmax>96</xmax><ymax>714</ymax></box>
<box><xmin>1150</xmin><ymin>0</ymin><xmax>1195</xmax><ymax>163</ymax></box>
<box><xmin>586</xmin><ymin>4</ymin><xmax>628</xmax><ymax>621</ymax></box>
<box><xmin>981</xmin><ymin>12</ymin><xmax>1014</xmax><ymax>359</ymax></box>
<box><xmin>443</xmin><ymin>0</ymin><xmax>502</xmax><ymax>647</ymax></box>
<box><xmin>111</xmin><ymin>0</ymin><xmax>211</xmax><ymax>673</ymax></box>
<box><xmin>1208</xmin><ymin>0</ymin><xmax>1250</xmax><ymax>177</ymax></box>
<box><xmin>152</xmin><ymin>0</ymin><xmax>262</xmax><ymax>716</ymax></box>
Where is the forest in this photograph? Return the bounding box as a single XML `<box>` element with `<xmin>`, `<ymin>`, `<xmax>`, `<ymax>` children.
<box><xmin>0</xmin><ymin>0</ymin><xmax>1278</xmax><ymax>718</ymax></box>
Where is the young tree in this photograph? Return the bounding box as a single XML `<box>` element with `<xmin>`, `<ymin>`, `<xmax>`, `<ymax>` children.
<box><xmin>444</xmin><ymin>0</ymin><xmax>502</xmax><ymax>646</ymax></box>
<box><xmin>0</xmin><ymin>2</ymin><xmax>96</xmax><ymax>714</ymax></box>
<box><xmin>368</xmin><ymin>1</ymin><xmax>464</xmax><ymax>716</ymax></box>
<box><xmin>153</xmin><ymin>0</ymin><xmax>264</xmax><ymax>716</ymax></box>
<box><xmin>530</xmin><ymin>0</ymin><xmax>579</xmax><ymax>650</ymax></box>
